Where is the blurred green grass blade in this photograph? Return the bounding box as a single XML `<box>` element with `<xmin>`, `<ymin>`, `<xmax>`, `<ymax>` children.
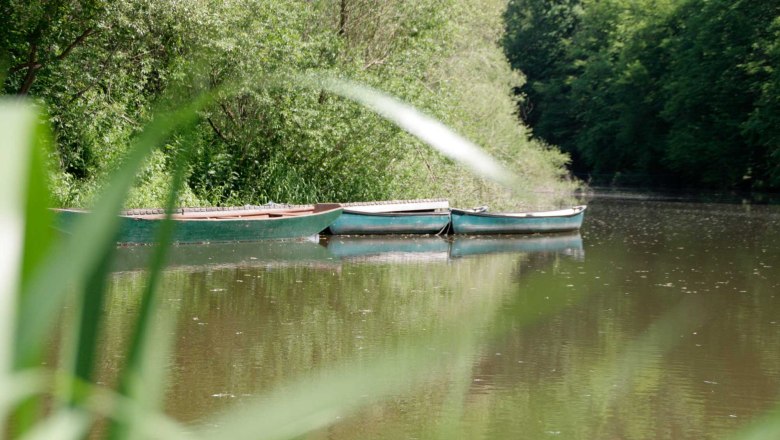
<box><xmin>200</xmin><ymin>342</ymin><xmax>456</xmax><ymax>440</ymax></box>
<box><xmin>312</xmin><ymin>77</ymin><xmax>521</xmax><ymax>190</ymax></box>
<box><xmin>108</xmin><ymin>309</ymin><xmax>181</xmax><ymax>440</ymax></box>
<box><xmin>109</xmin><ymin>144</ymin><xmax>192</xmax><ymax>440</ymax></box>
<box><xmin>69</xmin><ymin>244</ymin><xmax>115</xmax><ymax>406</ymax></box>
<box><xmin>730</xmin><ymin>406</ymin><xmax>780</xmax><ymax>440</ymax></box>
<box><xmin>19</xmin><ymin>107</ymin><xmax>56</xmax><ymax>295</ymax></box>
<box><xmin>84</xmin><ymin>385</ymin><xmax>192</xmax><ymax>440</ymax></box>
<box><xmin>17</xmin><ymin>408</ymin><xmax>91</xmax><ymax>440</ymax></box>
<box><xmin>0</xmin><ymin>371</ymin><xmax>47</xmax><ymax>424</ymax></box>
<box><xmin>14</xmin><ymin>92</ymin><xmax>214</xmax><ymax>369</ymax></box>
<box><xmin>429</xmin><ymin>354</ymin><xmax>473</xmax><ymax>439</ymax></box>
<box><xmin>119</xmin><ymin>146</ymin><xmax>191</xmax><ymax>385</ymax></box>
<box><xmin>0</xmin><ymin>100</ymin><xmax>54</xmax><ymax>436</ymax></box>
<box><xmin>198</xmin><ymin>244</ymin><xmax>535</xmax><ymax>440</ymax></box>
<box><xmin>39</xmin><ymin>374</ymin><xmax>193</xmax><ymax>440</ymax></box>
<box><xmin>0</xmin><ymin>100</ymin><xmax>37</xmax><ymax>375</ymax></box>
<box><xmin>199</xmin><ymin>279</ymin><xmax>504</xmax><ymax>440</ymax></box>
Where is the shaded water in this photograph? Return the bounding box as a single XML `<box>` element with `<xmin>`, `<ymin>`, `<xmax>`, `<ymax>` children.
<box><xmin>100</xmin><ymin>196</ymin><xmax>780</xmax><ymax>439</ymax></box>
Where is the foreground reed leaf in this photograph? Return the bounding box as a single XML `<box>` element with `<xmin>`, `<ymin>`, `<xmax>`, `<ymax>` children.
<box><xmin>81</xmin><ymin>380</ymin><xmax>192</xmax><ymax>440</ymax></box>
<box><xmin>0</xmin><ymin>100</ymin><xmax>35</xmax><ymax>379</ymax></box>
<box><xmin>731</xmin><ymin>406</ymin><xmax>780</xmax><ymax>440</ymax></box>
<box><xmin>197</xmin><ymin>251</ymin><xmax>517</xmax><ymax>440</ymax></box>
<box><xmin>200</xmin><ymin>331</ymin><xmax>480</xmax><ymax>440</ymax></box>
<box><xmin>108</xmin><ymin>145</ymin><xmax>194</xmax><ymax>440</ymax></box>
<box><xmin>16</xmin><ymin>409</ymin><xmax>90</xmax><ymax>440</ymax></box>
<box><xmin>14</xmin><ymin>92</ymin><xmax>213</xmax><ymax>369</ymax></box>
<box><xmin>310</xmin><ymin>76</ymin><xmax>521</xmax><ymax>190</ymax></box>
<box><xmin>0</xmin><ymin>371</ymin><xmax>47</xmax><ymax>430</ymax></box>
<box><xmin>0</xmin><ymin>100</ymin><xmax>57</xmax><ymax>436</ymax></box>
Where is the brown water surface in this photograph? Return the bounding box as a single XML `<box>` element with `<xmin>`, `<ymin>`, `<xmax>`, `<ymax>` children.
<box><xmin>101</xmin><ymin>196</ymin><xmax>780</xmax><ymax>439</ymax></box>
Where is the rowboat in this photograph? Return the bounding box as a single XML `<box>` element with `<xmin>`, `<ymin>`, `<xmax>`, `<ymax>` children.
<box><xmin>450</xmin><ymin>205</ymin><xmax>587</xmax><ymax>234</ymax></box>
<box><xmin>54</xmin><ymin>203</ymin><xmax>343</xmax><ymax>244</ymax></box>
<box><xmin>327</xmin><ymin>199</ymin><xmax>451</xmax><ymax>235</ymax></box>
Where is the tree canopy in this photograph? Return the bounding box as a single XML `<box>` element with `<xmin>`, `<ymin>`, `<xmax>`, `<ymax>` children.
<box><xmin>504</xmin><ymin>0</ymin><xmax>780</xmax><ymax>190</ymax></box>
<box><xmin>2</xmin><ymin>0</ymin><xmax>577</xmax><ymax>209</ymax></box>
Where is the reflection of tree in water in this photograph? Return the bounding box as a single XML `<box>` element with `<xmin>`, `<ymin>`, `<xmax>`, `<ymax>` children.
<box><xmin>513</xmin><ymin>247</ymin><xmax>584</xmax><ymax>281</ymax></box>
<box><xmin>92</xmin><ymin>198</ymin><xmax>780</xmax><ymax>438</ymax></box>
<box><xmin>99</xmin><ymin>252</ymin><xmax>522</xmax><ymax>426</ymax></box>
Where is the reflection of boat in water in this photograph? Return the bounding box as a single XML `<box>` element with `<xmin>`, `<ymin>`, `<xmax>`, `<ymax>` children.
<box><xmin>449</xmin><ymin>233</ymin><xmax>584</xmax><ymax>260</ymax></box>
<box><xmin>111</xmin><ymin>233</ymin><xmax>585</xmax><ymax>272</ymax></box>
<box><xmin>110</xmin><ymin>238</ymin><xmax>339</xmax><ymax>273</ymax></box>
<box><xmin>323</xmin><ymin>236</ymin><xmax>450</xmax><ymax>263</ymax></box>
<box><xmin>323</xmin><ymin>233</ymin><xmax>584</xmax><ymax>263</ymax></box>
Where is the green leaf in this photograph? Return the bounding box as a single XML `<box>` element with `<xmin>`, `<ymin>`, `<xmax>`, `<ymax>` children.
<box><xmin>17</xmin><ymin>409</ymin><xmax>91</xmax><ymax>440</ymax></box>
<box><xmin>0</xmin><ymin>99</ymin><xmax>53</xmax><ymax>435</ymax></box>
<box><xmin>15</xmin><ymin>91</ymin><xmax>215</xmax><ymax>371</ymax></box>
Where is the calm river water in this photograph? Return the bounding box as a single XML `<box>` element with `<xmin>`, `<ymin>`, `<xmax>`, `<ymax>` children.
<box><xmin>102</xmin><ymin>195</ymin><xmax>780</xmax><ymax>439</ymax></box>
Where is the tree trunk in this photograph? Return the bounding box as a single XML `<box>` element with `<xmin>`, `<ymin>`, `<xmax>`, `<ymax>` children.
<box><xmin>17</xmin><ymin>43</ymin><xmax>40</xmax><ymax>95</ymax></box>
<box><xmin>338</xmin><ymin>0</ymin><xmax>348</xmax><ymax>36</ymax></box>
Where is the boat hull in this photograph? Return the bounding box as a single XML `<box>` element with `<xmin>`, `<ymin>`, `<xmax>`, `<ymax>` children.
<box><xmin>450</xmin><ymin>206</ymin><xmax>586</xmax><ymax>234</ymax></box>
<box><xmin>327</xmin><ymin>211</ymin><xmax>451</xmax><ymax>235</ymax></box>
<box><xmin>55</xmin><ymin>206</ymin><xmax>343</xmax><ymax>244</ymax></box>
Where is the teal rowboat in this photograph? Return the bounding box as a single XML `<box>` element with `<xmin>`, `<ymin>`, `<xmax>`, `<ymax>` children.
<box><xmin>55</xmin><ymin>204</ymin><xmax>343</xmax><ymax>244</ymax></box>
<box><xmin>450</xmin><ymin>205</ymin><xmax>587</xmax><ymax>234</ymax></box>
<box><xmin>327</xmin><ymin>199</ymin><xmax>450</xmax><ymax>235</ymax></box>
<box><xmin>328</xmin><ymin>211</ymin><xmax>450</xmax><ymax>235</ymax></box>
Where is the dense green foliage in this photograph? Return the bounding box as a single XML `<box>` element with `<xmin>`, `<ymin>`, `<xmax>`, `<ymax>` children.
<box><xmin>504</xmin><ymin>0</ymin><xmax>780</xmax><ymax>190</ymax></box>
<box><xmin>2</xmin><ymin>0</ymin><xmax>576</xmax><ymax>209</ymax></box>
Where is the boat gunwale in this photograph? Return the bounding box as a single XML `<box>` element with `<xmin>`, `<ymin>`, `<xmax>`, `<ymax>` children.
<box><xmin>339</xmin><ymin>199</ymin><xmax>449</xmax><ymax>213</ymax></box>
<box><xmin>53</xmin><ymin>204</ymin><xmax>343</xmax><ymax>222</ymax></box>
<box><xmin>341</xmin><ymin>210</ymin><xmax>451</xmax><ymax>218</ymax></box>
<box><xmin>339</xmin><ymin>198</ymin><xmax>448</xmax><ymax>207</ymax></box>
<box><xmin>450</xmin><ymin>205</ymin><xmax>587</xmax><ymax>219</ymax></box>
<box><xmin>140</xmin><ymin>208</ymin><xmax>341</xmax><ymax>222</ymax></box>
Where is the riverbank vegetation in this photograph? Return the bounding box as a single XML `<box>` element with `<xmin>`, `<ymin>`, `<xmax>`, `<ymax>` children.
<box><xmin>503</xmin><ymin>0</ymin><xmax>780</xmax><ymax>191</ymax></box>
<box><xmin>2</xmin><ymin>0</ymin><xmax>577</xmax><ymax>210</ymax></box>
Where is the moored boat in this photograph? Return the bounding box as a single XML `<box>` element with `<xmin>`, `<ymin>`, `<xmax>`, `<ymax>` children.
<box><xmin>450</xmin><ymin>205</ymin><xmax>587</xmax><ymax>234</ymax></box>
<box><xmin>327</xmin><ymin>199</ymin><xmax>450</xmax><ymax>235</ymax></box>
<box><xmin>54</xmin><ymin>203</ymin><xmax>343</xmax><ymax>244</ymax></box>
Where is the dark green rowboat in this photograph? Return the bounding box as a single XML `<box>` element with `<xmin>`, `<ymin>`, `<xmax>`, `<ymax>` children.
<box><xmin>55</xmin><ymin>204</ymin><xmax>343</xmax><ymax>244</ymax></box>
<box><xmin>450</xmin><ymin>205</ymin><xmax>587</xmax><ymax>234</ymax></box>
<box><xmin>327</xmin><ymin>199</ymin><xmax>450</xmax><ymax>235</ymax></box>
